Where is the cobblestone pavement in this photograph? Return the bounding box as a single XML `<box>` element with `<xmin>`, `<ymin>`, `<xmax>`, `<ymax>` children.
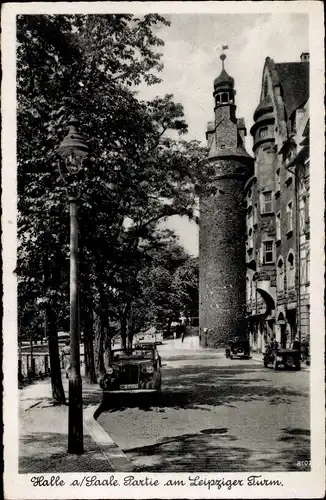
<box><xmin>98</xmin><ymin>339</ymin><xmax>310</xmax><ymax>472</ymax></box>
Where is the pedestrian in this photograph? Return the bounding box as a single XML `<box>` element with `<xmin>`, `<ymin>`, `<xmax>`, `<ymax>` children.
<box><xmin>292</xmin><ymin>336</ymin><xmax>301</xmax><ymax>351</ymax></box>
<box><xmin>61</xmin><ymin>341</ymin><xmax>71</xmax><ymax>379</ymax></box>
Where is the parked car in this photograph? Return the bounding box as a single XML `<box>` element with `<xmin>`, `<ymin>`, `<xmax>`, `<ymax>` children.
<box><xmin>134</xmin><ymin>326</ymin><xmax>163</xmax><ymax>346</ymax></box>
<box><xmin>263</xmin><ymin>347</ymin><xmax>301</xmax><ymax>370</ymax></box>
<box><xmin>99</xmin><ymin>346</ymin><xmax>162</xmax><ymax>394</ymax></box>
<box><xmin>225</xmin><ymin>338</ymin><xmax>250</xmax><ymax>359</ymax></box>
<box><xmin>57</xmin><ymin>331</ymin><xmax>70</xmax><ymax>344</ymax></box>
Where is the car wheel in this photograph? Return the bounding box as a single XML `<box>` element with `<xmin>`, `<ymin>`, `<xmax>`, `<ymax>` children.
<box><xmin>230</xmin><ymin>354</ymin><xmax>233</xmax><ymax>360</ymax></box>
<box><xmin>295</xmin><ymin>362</ymin><xmax>301</xmax><ymax>371</ymax></box>
<box><xmin>273</xmin><ymin>358</ymin><xmax>278</xmax><ymax>370</ymax></box>
<box><xmin>263</xmin><ymin>358</ymin><xmax>268</xmax><ymax>368</ymax></box>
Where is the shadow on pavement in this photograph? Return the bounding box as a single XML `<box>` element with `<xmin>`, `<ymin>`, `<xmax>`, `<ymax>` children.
<box><xmin>97</xmin><ymin>363</ymin><xmax>305</xmax><ymax>413</ymax></box>
<box><xmin>19</xmin><ymin>433</ymin><xmax>112</xmax><ymax>473</ymax></box>
<box><xmin>254</xmin><ymin>427</ymin><xmax>311</xmax><ymax>471</ymax></box>
<box><xmin>125</xmin><ymin>425</ymin><xmax>310</xmax><ymax>472</ymax></box>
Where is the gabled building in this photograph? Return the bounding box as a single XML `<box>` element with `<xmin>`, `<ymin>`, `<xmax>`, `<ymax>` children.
<box><xmin>245</xmin><ymin>52</ymin><xmax>310</xmax><ymax>352</ymax></box>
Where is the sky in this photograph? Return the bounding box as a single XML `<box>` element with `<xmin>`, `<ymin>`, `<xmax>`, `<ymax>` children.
<box><xmin>137</xmin><ymin>13</ymin><xmax>309</xmax><ymax>256</ymax></box>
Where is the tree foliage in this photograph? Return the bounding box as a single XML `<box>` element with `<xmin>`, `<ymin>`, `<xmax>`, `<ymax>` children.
<box><xmin>17</xmin><ymin>14</ymin><xmax>206</xmax><ymax>386</ymax></box>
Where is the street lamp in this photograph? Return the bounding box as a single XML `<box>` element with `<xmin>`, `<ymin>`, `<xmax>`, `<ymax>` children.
<box><xmin>57</xmin><ymin>116</ymin><xmax>89</xmax><ymax>454</ymax></box>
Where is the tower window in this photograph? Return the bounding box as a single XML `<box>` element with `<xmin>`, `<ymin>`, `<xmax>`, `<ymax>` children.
<box><xmin>261</xmin><ymin>191</ymin><xmax>273</xmax><ymax>213</ymax></box>
<box><xmin>216</xmin><ymin>91</ymin><xmax>233</xmax><ymax>106</ymax></box>
<box><xmin>287</xmin><ymin>252</ymin><xmax>295</xmax><ymax>288</ymax></box>
<box><xmin>263</xmin><ymin>240</ymin><xmax>275</xmax><ymax>264</ymax></box>
<box><xmin>276</xmin><ymin>212</ymin><xmax>281</xmax><ymax>241</ymax></box>
<box><xmin>263</xmin><ymin>77</ymin><xmax>268</xmax><ymax>97</ymax></box>
<box><xmin>286</xmin><ymin>201</ymin><xmax>293</xmax><ymax>233</ymax></box>
<box><xmin>259</xmin><ymin>126</ymin><xmax>268</xmax><ymax>138</ymax></box>
<box><xmin>277</xmin><ymin>257</ymin><xmax>285</xmax><ymax>291</ymax></box>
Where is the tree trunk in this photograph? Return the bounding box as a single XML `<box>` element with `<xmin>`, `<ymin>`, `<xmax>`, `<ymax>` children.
<box><xmin>120</xmin><ymin>313</ymin><xmax>128</xmax><ymax>350</ymax></box>
<box><xmin>167</xmin><ymin>317</ymin><xmax>172</xmax><ymax>337</ymax></box>
<box><xmin>94</xmin><ymin>313</ymin><xmax>105</xmax><ymax>380</ymax></box>
<box><xmin>46</xmin><ymin>306</ymin><xmax>66</xmax><ymax>404</ymax></box>
<box><xmin>127</xmin><ymin>311</ymin><xmax>135</xmax><ymax>351</ymax></box>
<box><xmin>103</xmin><ymin>327</ymin><xmax>111</xmax><ymax>372</ymax></box>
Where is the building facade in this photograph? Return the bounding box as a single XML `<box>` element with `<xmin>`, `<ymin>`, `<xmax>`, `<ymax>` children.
<box><xmin>199</xmin><ymin>53</ymin><xmax>253</xmax><ymax>348</ymax></box>
<box><xmin>245</xmin><ymin>53</ymin><xmax>310</xmax><ymax>352</ymax></box>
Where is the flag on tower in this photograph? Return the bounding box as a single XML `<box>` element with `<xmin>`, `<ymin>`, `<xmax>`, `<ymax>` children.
<box><xmin>222</xmin><ymin>45</ymin><xmax>229</xmax><ymax>50</ymax></box>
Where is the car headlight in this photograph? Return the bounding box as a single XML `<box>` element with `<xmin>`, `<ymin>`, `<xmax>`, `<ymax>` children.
<box><xmin>146</xmin><ymin>365</ymin><xmax>154</xmax><ymax>374</ymax></box>
<box><xmin>107</xmin><ymin>367</ymin><xmax>114</xmax><ymax>375</ymax></box>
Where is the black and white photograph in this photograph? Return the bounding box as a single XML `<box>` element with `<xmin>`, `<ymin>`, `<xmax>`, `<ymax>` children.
<box><xmin>2</xmin><ymin>1</ymin><xmax>325</xmax><ymax>498</ymax></box>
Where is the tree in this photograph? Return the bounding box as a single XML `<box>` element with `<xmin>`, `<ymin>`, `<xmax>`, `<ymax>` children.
<box><xmin>16</xmin><ymin>14</ymin><xmax>207</xmax><ymax>390</ymax></box>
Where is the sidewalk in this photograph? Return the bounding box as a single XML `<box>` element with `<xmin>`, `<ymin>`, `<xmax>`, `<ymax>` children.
<box><xmin>19</xmin><ymin>372</ymin><xmax>131</xmax><ymax>473</ymax></box>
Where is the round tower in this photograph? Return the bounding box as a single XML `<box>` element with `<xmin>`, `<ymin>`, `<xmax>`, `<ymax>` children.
<box><xmin>199</xmin><ymin>52</ymin><xmax>254</xmax><ymax>348</ymax></box>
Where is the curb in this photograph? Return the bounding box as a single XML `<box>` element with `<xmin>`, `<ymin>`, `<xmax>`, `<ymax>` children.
<box><xmin>84</xmin><ymin>405</ymin><xmax>134</xmax><ymax>472</ymax></box>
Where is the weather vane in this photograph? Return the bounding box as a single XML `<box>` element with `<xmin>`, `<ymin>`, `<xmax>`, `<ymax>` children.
<box><xmin>220</xmin><ymin>45</ymin><xmax>229</xmax><ymax>69</ymax></box>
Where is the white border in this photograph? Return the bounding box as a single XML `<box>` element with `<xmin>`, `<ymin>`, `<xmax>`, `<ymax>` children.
<box><xmin>2</xmin><ymin>2</ymin><xmax>325</xmax><ymax>499</ymax></box>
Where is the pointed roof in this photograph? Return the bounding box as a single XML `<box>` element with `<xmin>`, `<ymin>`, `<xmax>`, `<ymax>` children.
<box><xmin>274</xmin><ymin>62</ymin><xmax>309</xmax><ymax>118</ymax></box>
<box><xmin>253</xmin><ymin>94</ymin><xmax>273</xmax><ymax>120</ymax></box>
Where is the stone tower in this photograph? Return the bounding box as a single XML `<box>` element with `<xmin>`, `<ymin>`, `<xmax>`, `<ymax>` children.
<box><xmin>199</xmin><ymin>52</ymin><xmax>254</xmax><ymax>348</ymax></box>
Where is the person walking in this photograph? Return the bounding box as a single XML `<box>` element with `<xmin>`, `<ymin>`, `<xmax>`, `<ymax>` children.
<box><xmin>61</xmin><ymin>341</ymin><xmax>71</xmax><ymax>379</ymax></box>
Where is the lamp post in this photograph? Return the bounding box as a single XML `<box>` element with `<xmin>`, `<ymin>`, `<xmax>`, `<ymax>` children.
<box><xmin>57</xmin><ymin>116</ymin><xmax>89</xmax><ymax>454</ymax></box>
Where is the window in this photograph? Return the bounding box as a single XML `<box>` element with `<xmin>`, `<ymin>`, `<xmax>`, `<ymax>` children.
<box><xmin>300</xmin><ymin>258</ymin><xmax>307</xmax><ymax>285</ymax></box>
<box><xmin>246</xmin><ymin>277</ymin><xmax>251</xmax><ymax>302</ymax></box>
<box><xmin>255</xmin><ymin>249</ymin><xmax>261</xmax><ymax>268</ymax></box>
<box><xmin>263</xmin><ymin>241</ymin><xmax>274</xmax><ymax>264</ymax></box>
<box><xmin>276</xmin><ymin>212</ymin><xmax>281</xmax><ymax>241</ymax></box>
<box><xmin>275</xmin><ymin>168</ymin><xmax>280</xmax><ymax>193</ymax></box>
<box><xmin>306</xmin><ymin>250</ymin><xmax>310</xmax><ymax>284</ymax></box>
<box><xmin>286</xmin><ymin>202</ymin><xmax>293</xmax><ymax>233</ymax></box>
<box><xmin>259</xmin><ymin>127</ymin><xmax>268</xmax><ymax>138</ymax></box>
<box><xmin>300</xmin><ymin>197</ymin><xmax>306</xmax><ymax>232</ymax></box>
<box><xmin>216</xmin><ymin>92</ymin><xmax>231</xmax><ymax>106</ymax></box>
<box><xmin>253</xmin><ymin>203</ymin><xmax>258</xmax><ymax>226</ymax></box>
<box><xmin>277</xmin><ymin>258</ymin><xmax>285</xmax><ymax>291</ymax></box>
<box><xmin>304</xmin><ymin>195</ymin><xmax>309</xmax><ymax>223</ymax></box>
<box><xmin>262</xmin><ymin>191</ymin><xmax>273</xmax><ymax>213</ymax></box>
<box><xmin>285</xmin><ymin>168</ymin><xmax>293</xmax><ymax>185</ymax></box>
<box><xmin>287</xmin><ymin>252</ymin><xmax>295</xmax><ymax>289</ymax></box>
<box><xmin>248</xmin><ymin>228</ymin><xmax>253</xmax><ymax>250</ymax></box>
<box><xmin>252</xmin><ymin>277</ymin><xmax>257</xmax><ymax>301</ymax></box>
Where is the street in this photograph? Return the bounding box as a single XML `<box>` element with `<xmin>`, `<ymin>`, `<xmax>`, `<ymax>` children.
<box><xmin>98</xmin><ymin>338</ymin><xmax>310</xmax><ymax>472</ymax></box>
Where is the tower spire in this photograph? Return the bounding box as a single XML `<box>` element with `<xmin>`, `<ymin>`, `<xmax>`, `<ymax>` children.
<box><xmin>220</xmin><ymin>44</ymin><xmax>229</xmax><ymax>70</ymax></box>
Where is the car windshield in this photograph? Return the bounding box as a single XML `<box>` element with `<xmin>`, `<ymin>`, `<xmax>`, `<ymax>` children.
<box><xmin>111</xmin><ymin>349</ymin><xmax>154</xmax><ymax>360</ymax></box>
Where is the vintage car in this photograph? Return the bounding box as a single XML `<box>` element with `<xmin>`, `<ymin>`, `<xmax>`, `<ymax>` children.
<box><xmin>263</xmin><ymin>347</ymin><xmax>301</xmax><ymax>370</ymax></box>
<box><xmin>134</xmin><ymin>326</ymin><xmax>163</xmax><ymax>346</ymax></box>
<box><xmin>99</xmin><ymin>346</ymin><xmax>162</xmax><ymax>394</ymax></box>
<box><xmin>225</xmin><ymin>338</ymin><xmax>250</xmax><ymax>359</ymax></box>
